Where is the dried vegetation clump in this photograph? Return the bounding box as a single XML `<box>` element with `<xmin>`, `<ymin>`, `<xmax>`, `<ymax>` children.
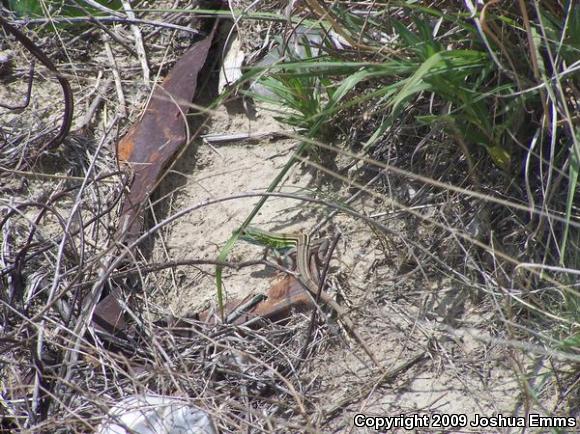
<box><xmin>1</xmin><ymin>0</ymin><xmax>579</xmax><ymax>432</ymax></box>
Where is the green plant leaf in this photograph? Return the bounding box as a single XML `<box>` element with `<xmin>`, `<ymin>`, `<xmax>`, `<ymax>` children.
<box><xmin>6</xmin><ymin>0</ymin><xmax>123</xmax><ymax>19</ymax></box>
<box><xmin>560</xmin><ymin>128</ymin><xmax>580</xmax><ymax>265</ymax></box>
<box><xmin>389</xmin><ymin>52</ymin><xmax>441</xmax><ymax>114</ymax></box>
<box><xmin>486</xmin><ymin>145</ymin><xmax>511</xmax><ymax>171</ymax></box>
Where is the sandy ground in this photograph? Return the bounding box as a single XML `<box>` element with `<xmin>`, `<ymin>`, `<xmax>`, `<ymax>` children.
<box><xmin>146</xmin><ymin>100</ymin><xmax>555</xmax><ymax>432</ymax></box>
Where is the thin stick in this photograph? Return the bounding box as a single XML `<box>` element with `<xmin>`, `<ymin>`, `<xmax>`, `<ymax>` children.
<box><xmin>13</xmin><ymin>16</ymin><xmax>202</xmax><ymax>36</ymax></box>
<box><xmin>121</xmin><ymin>0</ymin><xmax>150</xmax><ymax>83</ymax></box>
<box><xmin>104</xmin><ymin>40</ymin><xmax>127</xmax><ymax>118</ymax></box>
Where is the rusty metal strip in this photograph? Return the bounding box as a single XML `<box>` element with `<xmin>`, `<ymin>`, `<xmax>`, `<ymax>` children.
<box><xmin>115</xmin><ymin>23</ymin><xmax>218</xmax><ymax>243</ymax></box>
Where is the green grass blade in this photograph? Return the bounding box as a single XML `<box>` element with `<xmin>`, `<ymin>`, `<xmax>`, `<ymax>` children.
<box><xmin>214</xmin><ymin>141</ymin><xmax>310</xmax><ymax>318</ymax></box>
<box><xmin>560</xmin><ymin>128</ymin><xmax>580</xmax><ymax>265</ymax></box>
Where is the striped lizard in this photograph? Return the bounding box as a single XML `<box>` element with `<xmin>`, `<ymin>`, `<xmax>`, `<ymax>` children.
<box><xmin>240</xmin><ymin>227</ymin><xmax>382</xmax><ymax>368</ymax></box>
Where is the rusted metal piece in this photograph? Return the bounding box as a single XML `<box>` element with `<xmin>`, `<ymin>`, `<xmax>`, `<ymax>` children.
<box><xmin>185</xmin><ymin>246</ymin><xmax>324</xmax><ymax>327</ymax></box>
<box><xmin>91</xmin><ymin>247</ymin><xmax>324</xmax><ymax>349</ymax></box>
<box><xmin>116</xmin><ymin>24</ymin><xmax>218</xmax><ymax>243</ymax></box>
<box><xmin>195</xmin><ymin>275</ymin><xmax>315</xmax><ymax>326</ymax></box>
<box><xmin>92</xmin><ymin>291</ymin><xmax>129</xmax><ymax>336</ymax></box>
<box><xmin>88</xmin><ymin>273</ymin><xmax>318</xmax><ymax>360</ymax></box>
<box><xmin>92</xmin><ymin>272</ymin><xmax>319</xmax><ymax>346</ymax></box>
<box><xmin>88</xmin><ymin>18</ymin><xmax>221</xmax><ymax>360</ymax></box>
<box><xmin>238</xmin><ymin>275</ymin><xmax>315</xmax><ymax>322</ymax></box>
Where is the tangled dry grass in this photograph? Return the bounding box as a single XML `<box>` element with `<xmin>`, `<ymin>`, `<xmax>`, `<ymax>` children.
<box><xmin>0</xmin><ymin>2</ymin><xmax>356</xmax><ymax>432</ymax></box>
<box><xmin>1</xmin><ymin>0</ymin><xmax>579</xmax><ymax>432</ymax></box>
